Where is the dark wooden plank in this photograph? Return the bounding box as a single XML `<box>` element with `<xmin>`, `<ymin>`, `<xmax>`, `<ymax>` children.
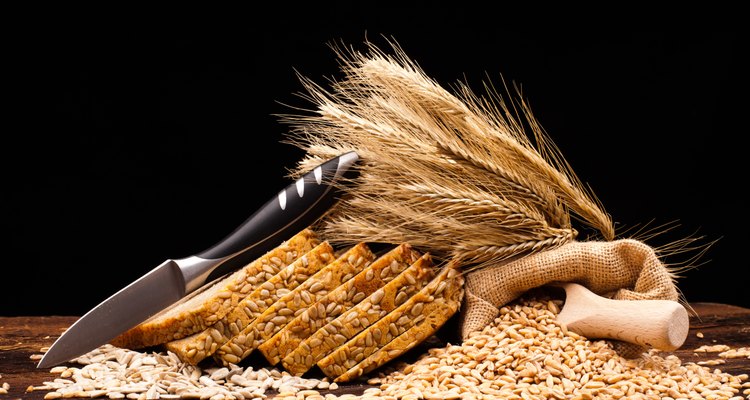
<box><xmin>0</xmin><ymin>316</ymin><xmax>78</xmax><ymax>400</ymax></box>
<box><xmin>1</xmin><ymin>304</ymin><xmax>748</xmax><ymax>399</ymax></box>
<box><xmin>670</xmin><ymin>303</ymin><xmax>750</xmax><ymax>376</ymax></box>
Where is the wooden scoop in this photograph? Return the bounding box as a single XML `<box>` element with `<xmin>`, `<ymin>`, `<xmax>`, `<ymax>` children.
<box><xmin>554</xmin><ymin>283</ymin><xmax>689</xmax><ymax>351</ymax></box>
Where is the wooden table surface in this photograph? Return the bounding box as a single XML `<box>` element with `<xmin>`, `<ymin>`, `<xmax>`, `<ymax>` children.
<box><xmin>1</xmin><ymin>303</ymin><xmax>748</xmax><ymax>399</ymax></box>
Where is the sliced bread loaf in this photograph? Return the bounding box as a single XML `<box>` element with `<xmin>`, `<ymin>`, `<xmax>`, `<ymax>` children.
<box><xmin>110</xmin><ymin>228</ymin><xmax>319</xmax><ymax>349</ymax></box>
<box><xmin>318</xmin><ymin>264</ymin><xmax>463</xmax><ymax>380</ymax></box>
<box><xmin>257</xmin><ymin>243</ymin><xmax>421</xmax><ymax>366</ymax></box>
<box><xmin>282</xmin><ymin>253</ymin><xmax>436</xmax><ymax>376</ymax></box>
<box><xmin>335</xmin><ymin>291</ymin><xmax>461</xmax><ymax>383</ymax></box>
<box><xmin>163</xmin><ymin>241</ymin><xmax>335</xmax><ymax>364</ymax></box>
<box><xmin>213</xmin><ymin>243</ymin><xmax>376</xmax><ymax>366</ymax></box>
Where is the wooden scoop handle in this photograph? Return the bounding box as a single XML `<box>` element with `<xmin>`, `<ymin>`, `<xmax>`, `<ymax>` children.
<box><xmin>555</xmin><ymin>283</ymin><xmax>689</xmax><ymax>351</ymax></box>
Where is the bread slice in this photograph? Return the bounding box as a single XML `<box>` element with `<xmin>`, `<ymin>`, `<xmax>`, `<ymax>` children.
<box><xmin>318</xmin><ymin>264</ymin><xmax>464</xmax><ymax>380</ymax></box>
<box><xmin>335</xmin><ymin>293</ymin><xmax>461</xmax><ymax>383</ymax></box>
<box><xmin>163</xmin><ymin>241</ymin><xmax>335</xmax><ymax>364</ymax></box>
<box><xmin>257</xmin><ymin>243</ymin><xmax>421</xmax><ymax>366</ymax></box>
<box><xmin>282</xmin><ymin>253</ymin><xmax>436</xmax><ymax>376</ymax></box>
<box><xmin>110</xmin><ymin>228</ymin><xmax>319</xmax><ymax>349</ymax></box>
<box><xmin>212</xmin><ymin>243</ymin><xmax>376</xmax><ymax>366</ymax></box>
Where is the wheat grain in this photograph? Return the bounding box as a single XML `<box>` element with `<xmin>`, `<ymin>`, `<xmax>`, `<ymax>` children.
<box><xmin>367</xmin><ymin>295</ymin><xmax>748</xmax><ymax>400</ymax></box>
<box><xmin>694</xmin><ymin>344</ymin><xmax>732</xmax><ymax>353</ymax></box>
<box><xmin>719</xmin><ymin>347</ymin><xmax>750</xmax><ymax>359</ymax></box>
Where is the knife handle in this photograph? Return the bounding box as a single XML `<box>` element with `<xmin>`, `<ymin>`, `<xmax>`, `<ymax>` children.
<box><xmin>181</xmin><ymin>151</ymin><xmax>359</xmax><ymax>290</ymax></box>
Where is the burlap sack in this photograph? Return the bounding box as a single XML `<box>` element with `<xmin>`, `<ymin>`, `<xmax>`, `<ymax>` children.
<box><xmin>459</xmin><ymin>239</ymin><xmax>679</xmax><ymax>354</ymax></box>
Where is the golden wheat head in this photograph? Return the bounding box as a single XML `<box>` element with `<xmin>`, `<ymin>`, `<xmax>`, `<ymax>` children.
<box><xmin>281</xmin><ymin>39</ymin><xmax>614</xmax><ymax>270</ymax></box>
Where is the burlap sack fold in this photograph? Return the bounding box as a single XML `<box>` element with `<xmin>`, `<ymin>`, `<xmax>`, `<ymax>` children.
<box><xmin>459</xmin><ymin>239</ymin><xmax>679</xmax><ymax>345</ymax></box>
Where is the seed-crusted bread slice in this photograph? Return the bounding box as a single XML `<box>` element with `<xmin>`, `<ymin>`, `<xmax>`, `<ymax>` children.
<box><xmin>257</xmin><ymin>243</ymin><xmax>421</xmax><ymax>366</ymax></box>
<box><xmin>318</xmin><ymin>264</ymin><xmax>464</xmax><ymax>380</ymax></box>
<box><xmin>213</xmin><ymin>243</ymin><xmax>376</xmax><ymax>366</ymax></box>
<box><xmin>335</xmin><ymin>290</ymin><xmax>461</xmax><ymax>383</ymax></box>
<box><xmin>110</xmin><ymin>228</ymin><xmax>319</xmax><ymax>349</ymax></box>
<box><xmin>282</xmin><ymin>253</ymin><xmax>436</xmax><ymax>376</ymax></box>
<box><xmin>164</xmin><ymin>241</ymin><xmax>335</xmax><ymax>364</ymax></box>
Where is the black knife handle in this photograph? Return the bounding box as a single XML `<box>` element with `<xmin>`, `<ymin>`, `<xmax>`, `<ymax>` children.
<box><xmin>197</xmin><ymin>151</ymin><xmax>358</xmax><ymax>282</ymax></box>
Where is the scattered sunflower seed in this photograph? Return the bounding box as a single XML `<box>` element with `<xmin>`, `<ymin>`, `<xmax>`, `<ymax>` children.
<box><xmin>36</xmin><ymin>345</ymin><xmax>335</xmax><ymax>399</ymax></box>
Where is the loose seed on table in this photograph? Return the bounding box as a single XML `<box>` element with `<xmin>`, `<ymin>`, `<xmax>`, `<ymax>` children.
<box><xmin>370</xmin><ymin>296</ymin><xmax>749</xmax><ymax>400</ymax></box>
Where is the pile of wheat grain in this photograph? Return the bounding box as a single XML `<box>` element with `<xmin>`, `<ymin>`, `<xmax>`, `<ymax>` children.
<box><xmin>355</xmin><ymin>297</ymin><xmax>749</xmax><ymax>400</ymax></box>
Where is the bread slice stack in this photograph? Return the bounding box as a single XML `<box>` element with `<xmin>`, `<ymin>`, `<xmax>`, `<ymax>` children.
<box><xmin>112</xmin><ymin>228</ymin><xmax>464</xmax><ymax>383</ymax></box>
<box><xmin>281</xmin><ymin>253</ymin><xmax>436</xmax><ymax>376</ymax></box>
<box><xmin>257</xmin><ymin>243</ymin><xmax>422</xmax><ymax>367</ymax></box>
<box><xmin>213</xmin><ymin>243</ymin><xmax>376</xmax><ymax>365</ymax></box>
<box><xmin>164</xmin><ymin>241</ymin><xmax>336</xmax><ymax>364</ymax></box>
<box><xmin>318</xmin><ymin>263</ymin><xmax>463</xmax><ymax>381</ymax></box>
<box><xmin>110</xmin><ymin>229</ymin><xmax>320</xmax><ymax>349</ymax></box>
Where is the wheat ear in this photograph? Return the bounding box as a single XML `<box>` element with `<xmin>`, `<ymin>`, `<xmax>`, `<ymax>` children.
<box><xmin>281</xmin><ymin>39</ymin><xmax>614</xmax><ymax>267</ymax></box>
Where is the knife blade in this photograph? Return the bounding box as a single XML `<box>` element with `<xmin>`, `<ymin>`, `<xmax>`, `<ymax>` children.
<box><xmin>38</xmin><ymin>151</ymin><xmax>359</xmax><ymax>368</ymax></box>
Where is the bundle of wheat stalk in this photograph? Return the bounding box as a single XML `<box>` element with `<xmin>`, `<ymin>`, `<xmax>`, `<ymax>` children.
<box><xmin>284</xmin><ymin>40</ymin><xmax>690</xmax><ymax>345</ymax></box>
<box><xmin>286</xmin><ymin>40</ymin><xmax>613</xmax><ymax>269</ymax></box>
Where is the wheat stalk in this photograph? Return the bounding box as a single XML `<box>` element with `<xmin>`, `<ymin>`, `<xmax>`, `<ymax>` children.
<box><xmin>281</xmin><ymin>39</ymin><xmax>614</xmax><ymax>268</ymax></box>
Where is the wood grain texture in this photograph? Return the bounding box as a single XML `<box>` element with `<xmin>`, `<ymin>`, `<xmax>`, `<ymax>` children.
<box><xmin>556</xmin><ymin>282</ymin><xmax>689</xmax><ymax>351</ymax></box>
<box><xmin>1</xmin><ymin>303</ymin><xmax>748</xmax><ymax>400</ymax></box>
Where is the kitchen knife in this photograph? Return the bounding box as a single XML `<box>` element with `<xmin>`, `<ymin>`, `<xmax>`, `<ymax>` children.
<box><xmin>38</xmin><ymin>151</ymin><xmax>359</xmax><ymax>368</ymax></box>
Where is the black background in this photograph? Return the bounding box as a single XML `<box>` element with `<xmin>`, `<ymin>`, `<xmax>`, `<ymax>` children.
<box><xmin>4</xmin><ymin>20</ymin><xmax>746</xmax><ymax>316</ymax></box>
